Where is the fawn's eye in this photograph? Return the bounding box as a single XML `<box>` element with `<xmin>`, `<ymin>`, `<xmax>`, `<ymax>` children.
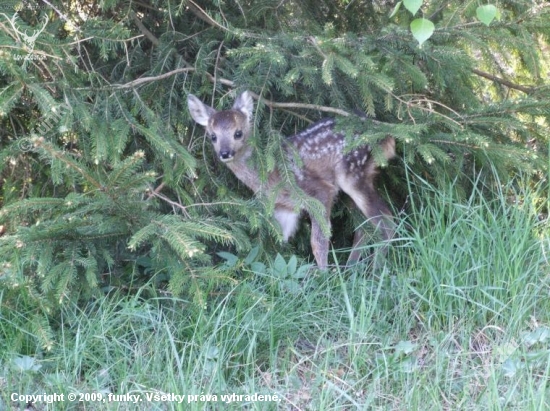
<box><xmin>234</xmin><ymin>130</ymin><xmax>243</xmax><ymax>139</ymax></box>
<box><xmin>210</xmin><ymin>133</ymin><xmax>217</xmax><ymax>143</ymax></box>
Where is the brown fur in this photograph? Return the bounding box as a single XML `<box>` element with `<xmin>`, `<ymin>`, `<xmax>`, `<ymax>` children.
<box><xmin>188</xmin><ymin>91</ymin><xmax>396</xmax><ymax>269</ymax></box>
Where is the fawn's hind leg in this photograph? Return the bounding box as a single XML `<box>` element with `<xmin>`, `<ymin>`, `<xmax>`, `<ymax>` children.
<box><xmin>337</xmin><ymin>175</ymin><xmax>394</xmax><ymax>266</ymax></box>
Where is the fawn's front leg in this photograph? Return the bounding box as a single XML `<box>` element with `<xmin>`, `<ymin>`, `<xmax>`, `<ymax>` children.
<box><xmin>310</xmin><ymin>217</ymin><xmax>331</xmax><ymax>270</ymax></box>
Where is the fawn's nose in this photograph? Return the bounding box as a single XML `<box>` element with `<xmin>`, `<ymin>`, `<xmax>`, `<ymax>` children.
<box><xmin>219</xmin><ymin>150</ymin><xmax>234</xmax><ymax>161</ymax></box>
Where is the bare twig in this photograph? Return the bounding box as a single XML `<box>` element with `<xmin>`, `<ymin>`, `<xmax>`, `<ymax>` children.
<box><xmin>249</xmin><ymin>92</ymin><xmax>352</xmax><ymax>117</ymax></box>
<box><xmin>146</xmin><ymin>182</ymin><xmax>166</xmax><ymax>199</ymax></box>
<box><xmin>186</xmin><ymin>0</ymin><xmax>229</xmax><ymax>32</ymax></box>
<box><xmin>107</xmin><ymin>66</ymin><xmax>349</xmax><ymax>116</ymax></box>
<box><xmin>211</xmin><ymin>41</ymin><xmax>225</xmax><ymax>102</ymax></box>
<box><xmin>390</xmin><ymin>92</ymin><xmax>464</xmax><ymax>128</ymax></box>
<box><xmin>472</xmin><ymin>68</ymin><xmax>534</xmax><ymax>94</ymax></box>
<box><xmin>308</xmin><ymin>36</ymin><xmax>328</xmax><ymax>59</ymax></box>
<box><xmin>129</xmin><ymin>11</ymin><xmax>159</xmax><ymax>46</ymax></box>
<box><xmin>205</xmin><ymin>72</ymin><xmax>235</xmax><ymax>87</ymax></box>
<box><xmin>40</xmin><ymin>0</ymin><xmax>76</xmax><ymax>30</ymax></box>
<box><xmin>111</xmin><ymin>67</ymin><xmax>194</xmax><ymax>89</ymax></box>
<box><xmin>147</xmin><ymin>186</ymin><xmax>190</xmax><ymax>217</ymax></box>
<box><xmin>148</xmin><ymin>185</ymin><xmax>243</xmax><ymax>216</ymax></box>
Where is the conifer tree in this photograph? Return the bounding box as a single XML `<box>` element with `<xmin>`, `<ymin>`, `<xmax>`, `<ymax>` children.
<box><xmin>0</xmin><ymin>0</ymin><xmax>548</xmax><ymax>345</ymax></box>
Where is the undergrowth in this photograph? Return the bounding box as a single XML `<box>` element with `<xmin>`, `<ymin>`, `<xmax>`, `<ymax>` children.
<box><xmin>1</xmin><ymin>174</ymin><xmax>549</xmax><ymax>410</ymax></box>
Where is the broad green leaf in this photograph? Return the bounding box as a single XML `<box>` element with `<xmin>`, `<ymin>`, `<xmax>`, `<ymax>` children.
<box><xmin>403</xmin><ymin>0</ymin><xmax>422</xmax><ymax>15</ymax></box>
<box><xmin>502</xmin><ymin>358</ymin><xmax>523</xmax><ymax>378</ymax></box>
<box><xmin>11</xmin><ymin>356</ymin><xmax>42</xmax><ymax>372</ymax></box>
<box><xmin>250</xmin><ymin>261</ymin><xmax>267</xmax><ymax>274</ymax></box>
<box><xmin>294</xmin><ymin>264</ymin><xmax>313</xmax><ymax>279</ymax></box>
<box><xmin>400</xmin><ymin>356</ymin><xmax>418</xmax><ymax>373</ymax></box>
<box><xmin>244</xmin><ymin>245</ymin><xmax>260</xmax><ymax>265</ymax></box>
<box><xmin>287</xmin><ymin>255</ymin><xmax>297</xmax><ymax>276</ymax></box>
<box><xmin>495</xmin><ymin>342</ymin><xmax>518</xmax><ymax>362</ymax></box>
<box><xmin>217</xmin><ymin>251</ymin><xmax>239</xmax><ymax>267</ymax></box>
<box><xmin>282</xmin><ymin>279</ymin><xmax>301</xmax><ymax>295</ymax></box>
<box><xmin>204</xmin><ymin>344</ymin><xmax>219</xmax><ymax>360</ymax></box>
<box><xmin>394</xmin><ymin>340</ymin><xmax>418</xmax><ymax>355</ymax></box>
<box><xmin>410</xmin><ymin>18</ymin><xmax>434</xmax><ymax>47</ymax></box>
<box><xmin>476</xmin><ymin>5</ymin><xmax>498</xmax><ymax>26</ymax></box>
<box><xmin>522</xmin><ymin>327</ymin><xmax>550</xmax><ymax>347</ymax></box>
<box><xmin>273</xmin><ymin>254</ymin><xmax>288</xmax><ymax>277</ymax></box>
<box><xmin>389</xmin><ymin>1</ymin><xmax>402</xmax><ymax>18</ymax></box>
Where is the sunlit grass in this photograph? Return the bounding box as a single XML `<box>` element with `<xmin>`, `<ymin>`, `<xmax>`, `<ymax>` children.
<box><xmin>1</xmin><ymin>174</ymin><xmax>549</xmax><ymax>410</ymax></box>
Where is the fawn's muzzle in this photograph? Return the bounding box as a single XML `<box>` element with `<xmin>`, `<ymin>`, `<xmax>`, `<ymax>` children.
<box><xmin>219</xmin><ymin>150</ymin><xmax>235</xmax><ymax>161</ymax></box>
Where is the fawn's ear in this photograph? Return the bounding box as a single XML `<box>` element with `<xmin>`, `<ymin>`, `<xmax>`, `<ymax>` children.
<box><xmin>187</xmin><ymin>94</ymin><xmax>216</xmax><ymax>127</ymax></box>
<box><xmin>232</xmin><ymin>91</ymin><xmax>254</xmax><ymax>121</ymax></box>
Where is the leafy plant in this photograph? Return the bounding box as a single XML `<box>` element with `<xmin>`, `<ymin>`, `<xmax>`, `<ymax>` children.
<box><xmin>217</xmin><ymin>246</ymin><xmax>314</xmax><ymax>295</ymax></box>
<box><xmin>393</xmin><ymin>1</ymin><xmax>501</xmax><ymax>45</ymax></box>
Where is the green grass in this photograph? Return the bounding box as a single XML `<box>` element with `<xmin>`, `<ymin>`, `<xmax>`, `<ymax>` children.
<box><xmin>1</xmin><ymin>175</ymin><xmax>549</xmax><ymax>410</ymax></box>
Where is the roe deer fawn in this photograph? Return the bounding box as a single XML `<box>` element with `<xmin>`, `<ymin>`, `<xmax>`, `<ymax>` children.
<box><xmin>187</xmin><ymin>91</ymin><xmax>396</xmax><ymax>269</ymax></box>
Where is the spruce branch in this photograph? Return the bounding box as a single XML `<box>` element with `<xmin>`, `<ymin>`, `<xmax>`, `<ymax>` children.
<box><xmin>32</xmin><ymin>137</ymin><xmax>102</xmax><ymax>190</ymax></box>
<box><xmin>472</xmin><ymin>69</ymin><xmax>535</xmax><ymax>94</ymax></box>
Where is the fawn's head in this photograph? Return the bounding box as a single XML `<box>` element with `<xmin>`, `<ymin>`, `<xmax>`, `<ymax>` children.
<box><xmin>187</xmin><ymin>91</ymin><xmax>254</xmax><ymax>162</ymax></box>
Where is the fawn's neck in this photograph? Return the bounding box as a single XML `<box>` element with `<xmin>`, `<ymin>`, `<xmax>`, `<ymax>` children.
<box><xmin>224</xmin><ymin>147</ymin><xmax>261</xmax><ymax>193</ymax></box>
<box><xmin>225</xmin><ymin>148</ymin><xmax>286</xmax><ymax>200</ymax></box>
<box><xmin>227</xmin><ymin>160</ymin><xmax>264</xmax><ymax>193</ymax></box>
